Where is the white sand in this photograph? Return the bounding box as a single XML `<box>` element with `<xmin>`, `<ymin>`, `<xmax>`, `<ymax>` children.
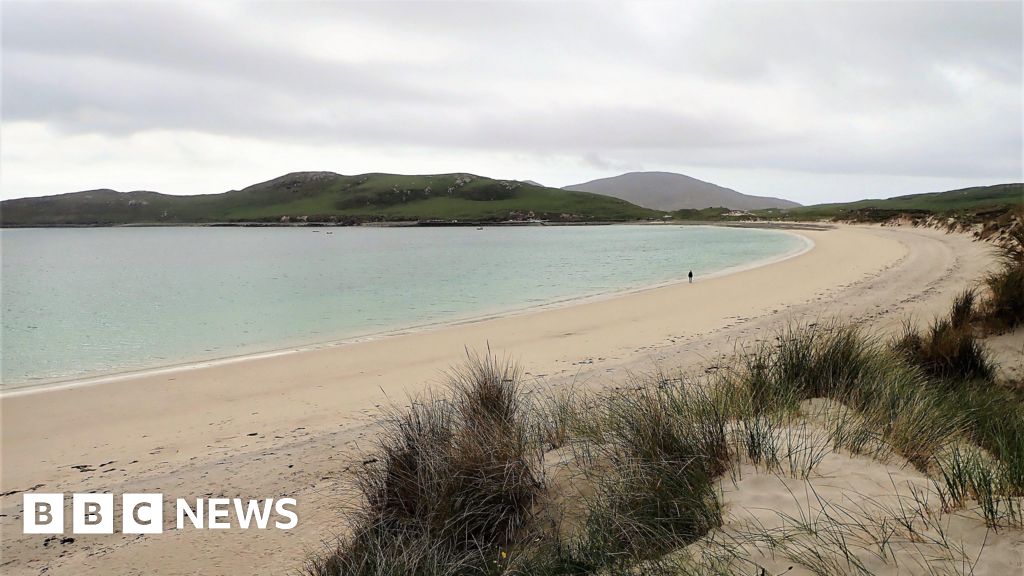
<box><xmin>1</xmin><ymin>223</ymin><xmax>1015</xmax><ymax>575</ymax></box>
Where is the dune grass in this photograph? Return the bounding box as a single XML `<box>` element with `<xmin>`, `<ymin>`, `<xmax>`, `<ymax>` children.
<box><xmin>303</xmin><ymin>354</ymin><xmax>545</xmax><ymax>576</ymax></box>
<box><xmin>306</xmin><ymin>311</ymin><xmax>1022</xmax><ymax>575</ymax></box>
<box><xmin>546</xmin><ymin>380</ymin><xmax>729</xmax><ymax>570</ymax></box>
<box><xmin>303</xmin><ymin>357</ymin><xmax>737</xmax><ymax>575</ymax></box>
<box><xmin>891</xmin><ymin>291</ymin><xmax>996</xmax><ymax>383</ymax></box>
<box><xmin>981</xmin><ymin>226</ymin><xmax>1024</xmax><ymax>331</ymax></box>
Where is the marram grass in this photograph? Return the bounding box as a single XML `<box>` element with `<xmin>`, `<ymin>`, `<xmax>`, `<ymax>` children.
<box><xmin>306</xmin><ymin>319</ymin><xmax>1021</xmax><ymax>575</ymax></box>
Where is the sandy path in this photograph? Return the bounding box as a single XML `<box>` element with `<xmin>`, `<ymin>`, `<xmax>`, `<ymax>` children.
<box><xmin>0</xmin><ymin>224</ymin><xmax>1000</xmax><ymax>575</ymax></box>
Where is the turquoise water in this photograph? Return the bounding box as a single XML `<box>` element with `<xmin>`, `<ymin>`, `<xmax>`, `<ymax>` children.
<box><xmin>0</xmin><ymin>225</ymin><xmax>804</xmax><ymax>386</ymax></box>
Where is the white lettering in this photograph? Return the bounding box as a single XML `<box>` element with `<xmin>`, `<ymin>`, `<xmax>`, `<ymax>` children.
<box><xmin>234</xmin><ymin>499</ymin><xmax>273</xmax><ymax>529</ymax></box>
<box><xmin>274</xmin><ymin>498</ymin><xmax>298</xmax><ymax>529</ymax></box>
<box><xmin>72</xmin><ymin>493</ymin><xmax>113</xmax><ymax>534</ymax></box>
<box><xmin>123</xmin><ymin>493</ymin><xmax>164</xmax><ymax>534</ymax></box>
<box><xmin>208</xmin><ymin>498</ymin><xmax>231</xmax><ymax>529</ymax></box>
<box><xmin>23</xmin><ymin>494</ymin><xmax>64</xmax><ymax>534</ymax></box>
<box><xmin>176</xmin><ymin>498</ymin><xmax>204</xmax><ymax>529</ymax></box>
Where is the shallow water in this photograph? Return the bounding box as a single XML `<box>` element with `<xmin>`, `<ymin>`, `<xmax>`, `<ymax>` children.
<box><xmin>0</xmin><ymin>225</ymin><xmax>804</xmax><ymax>386</ymax></box>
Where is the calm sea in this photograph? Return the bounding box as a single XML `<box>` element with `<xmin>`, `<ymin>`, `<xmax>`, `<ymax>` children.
<box><xmin>0</xmin><ymin>225</ymin><xmax>805</xmax><ymax>387</ymax></box>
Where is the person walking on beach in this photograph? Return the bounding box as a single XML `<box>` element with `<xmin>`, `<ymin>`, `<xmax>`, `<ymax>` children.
<box><xmin>688</xmin><ymin>270</ymin><xmax>693</xmax><ymax>283</ymax></box>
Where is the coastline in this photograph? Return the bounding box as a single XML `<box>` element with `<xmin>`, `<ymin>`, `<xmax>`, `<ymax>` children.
<box><xmin>0</xmin><ymin>225</ymin><xmax>815</xmax><ymax>397</ymax></box>
<box><xmin>0</xmin><ymin>219</ymin><xmax>828</xmax><ymax>229</ymax></box>
<box><xmin>0</xmin><ymin>223</ymin><xmax>1001</xmax><ymax>576</ymax></box>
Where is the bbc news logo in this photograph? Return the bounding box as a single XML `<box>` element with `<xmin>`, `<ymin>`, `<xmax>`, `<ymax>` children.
<box><xmin>24</xmin><ymin>493</ymin><xmax>298</xmax><ymax>534</ymax></box>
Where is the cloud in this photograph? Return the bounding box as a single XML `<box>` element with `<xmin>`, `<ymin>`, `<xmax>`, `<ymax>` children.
<box><xmin>1</xmin><ymin>1</ymin><xmax>1021</xmax><ymax>201</ymax></box>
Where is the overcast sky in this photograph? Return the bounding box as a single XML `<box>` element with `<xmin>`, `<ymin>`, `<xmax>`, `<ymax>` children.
<box><xmin>2</xmin><ymin>1</ymin><xmax>1021</xmax><ymax>204</ymax></box>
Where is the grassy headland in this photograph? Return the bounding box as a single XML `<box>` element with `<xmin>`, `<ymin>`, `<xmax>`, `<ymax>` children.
<box><xmin>754</xmin><ymin>183</ymin><xmax>1023</xmax><ymax>224</ymax></box>
<box><xmin>0</xmin><ymin>172</ymin><xmax>661</xmax><ymax>226</ymax></box>
<box><xmin>5</xmin><ymin>175</ymin><xmax>1018</xmax><ymax>228</ymax></box>
<box><xmin>631</xmin><ymin>183</ymin><xmax>1021</xmax><ymax>225</ymax></box>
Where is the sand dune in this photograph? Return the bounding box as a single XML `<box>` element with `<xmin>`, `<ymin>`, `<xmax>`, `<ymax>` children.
<box><xmin>0</xmin><ymin>224</ymin><xmax>1014</xmax><ymax>575</ymax></box>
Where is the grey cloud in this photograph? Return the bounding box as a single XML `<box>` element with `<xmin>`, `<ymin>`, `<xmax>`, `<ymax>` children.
<box><xmin>2</xmin><ymin>1</ymin><xmax>1021</xmax><ymax>192</ymax></box>
<box><xmin>668</xmin><ymin>3</ymin><xmax>1021</xmax><ymax>87</ymax></box>
<box><xmin>3</xmin><ymin>2</ymin><xmax>446</xmax><ymax>113</ymax></box>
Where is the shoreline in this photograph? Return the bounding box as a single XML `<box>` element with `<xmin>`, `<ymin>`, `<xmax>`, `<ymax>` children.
<box><xmin>0</xmin><ymin>219</ymin><xmax>826</xmax><ymax>229</ymax></box>
<box><xmin>1</xmin><ymin>226</ymin><xmax>815</xmax><ymax>397</ymax></box>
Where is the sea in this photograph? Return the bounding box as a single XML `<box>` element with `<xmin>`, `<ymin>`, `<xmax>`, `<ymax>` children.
<box><xmin>0</xmin><ymin>225</ymin><xmax>807</xmax><ymax>388</ymax></box>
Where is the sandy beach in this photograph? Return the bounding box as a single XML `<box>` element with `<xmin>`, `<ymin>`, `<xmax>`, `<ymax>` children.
<box><xmin>1</xmin><ymin>223</ymin><xmax>1013</xmax><ymax>575</ymax></box>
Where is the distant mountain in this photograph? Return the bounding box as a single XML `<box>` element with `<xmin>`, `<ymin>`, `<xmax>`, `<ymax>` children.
<box><xmin>0</xmin><ymin>172</ymin><xmax>661</xmax><ymax>226</ymax></box>
<box><xmin>564</xmin><ymin>171</ymin><xmax>801</xmax><ymax>211</ymax></box>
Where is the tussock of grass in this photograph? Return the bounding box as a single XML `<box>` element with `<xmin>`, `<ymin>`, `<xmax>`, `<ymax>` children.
<box><xmin>933</xmin><ymin>444</ymin><xmax>1023</xmax><ymax>529</ymax></box>
<box><xmin>565</xmin><ymin>382</ymin><xmax>728</xmax><ymax>565</ymax></box>
<box><xmin>738</xmin><ymin>413</ymin><xmax>781</xmax><ymax>470</ymax></box>
<box><xmin>892</xmin><ymin>309</ymin><xmax>995</xmax><ymax>383</ymax></box>
<box><xmin>943</xmin><ymin>383</ymin><xmax>1024</xmax><ymax>498</ymax></box>
<box><xmin>814</xmin><ymin>400</ymin><xmax>892</xmax><ymax>461</ymax></box>
<box><xmin>720</xmin><ymin>321</ymin><xmax>966</xmax><ymax>469</ymax></box>
<box><xmin>949</xmin><ymin>289</ymin><xmax>976</xmax><ymax>329</ymax></box>
<box><xmin>982</xmin><ymin>225</ymin><xmax>1024</xmax><ymax>331</ymax></box>
<box><xmin>734</xmin><ymin>322</ymin><xmax>876</xmax><ymax>412</ymax></box>
<box><xmin>304</xmin><ymin>353</ymin><xmax>543</xmax><ymax>576</ymax></box>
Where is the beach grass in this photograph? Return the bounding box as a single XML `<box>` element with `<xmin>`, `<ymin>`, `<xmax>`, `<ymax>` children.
<box><xmin>302</xmin><ymin>353</ymin><xmax>544</xmax><ymax>576</ymax></box>
<box><xmin>981</xmin><ymin>225</ymin><xmax>1024</xmax><ymax>331</ymax></box>
<box><xmin>306</xmin><ymin>317</ymin><xmax>1022</xmax><ymax>574</ymax></box>
<box><xmin>891</xmin><ymin>295</ymin><xmax>996</xmax><ymax>383</ymax></box>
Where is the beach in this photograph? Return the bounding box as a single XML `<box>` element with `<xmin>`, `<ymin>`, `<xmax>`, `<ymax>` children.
<box><xmin>0</xmin><ymin>223</ymin><xmax>1009</xmax><ymax>575</ymax></box>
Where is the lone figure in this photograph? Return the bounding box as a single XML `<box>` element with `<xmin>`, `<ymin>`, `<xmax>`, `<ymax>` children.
<box><xmin>688</xmin><ymin>270</ymin><xmax>693</xmax><ymax>283</ymax></box>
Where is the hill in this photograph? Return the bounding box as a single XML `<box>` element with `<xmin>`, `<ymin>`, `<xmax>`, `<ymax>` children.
<box><xmin>758</xmin><ymin>183</ymin><xmax>1023</xmax><ymax>221</ymax></box>
<box><xmin>563</xmin><ymin>171</ymin><xmax>801</xmax><ymax>211</ymax></box>
<box><xmin>0</xmin><ymin>172</ymin><xmax>662</xmax><ymax>226</ymax></box>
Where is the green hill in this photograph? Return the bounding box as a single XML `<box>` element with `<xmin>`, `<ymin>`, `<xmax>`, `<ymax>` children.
<box><xmin>757</xmin><ymin>183</ymin><xmax>1022</xmax><ymax>221</ymax></box>
<box><xmin>0</xmin><ymin>172</ymin><xmax>662</xmax><ymax>226</ymax></box>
